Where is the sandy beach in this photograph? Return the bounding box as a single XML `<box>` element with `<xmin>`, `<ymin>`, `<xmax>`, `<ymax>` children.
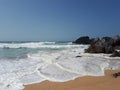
<box><xmin>24</xmin><ymin>70</ymin><xmax>120</xmax><ymax>90</ymax></box>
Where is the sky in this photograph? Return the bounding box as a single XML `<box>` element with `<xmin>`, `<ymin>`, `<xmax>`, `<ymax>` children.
<box><xmin>0</xmin><ymin>0</ymin><xmax>120</xmax><ymax>41</ymax></box>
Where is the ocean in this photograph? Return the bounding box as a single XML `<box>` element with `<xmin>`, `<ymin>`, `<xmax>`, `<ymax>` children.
<box><xmin>0</xmin><ymin>41</ymin><xmax>120</xmax><ymax>90</ymax></box>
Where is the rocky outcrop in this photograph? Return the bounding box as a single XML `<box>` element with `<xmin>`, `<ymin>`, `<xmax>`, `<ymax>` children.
<box><xmin>85</xmin><ymin>35</ymin><xmax>120</xmax><ymax>55</ymax></box>
<box><xmin>73</xmin><ymin>36</ymin><xmax>92</xmax><ymax>44</ymax></box>
<box><xmin>112</xmin><ymin>72</ymin><xmax>120</xmax><ymax>78</ymax></box>
<box><xmin>110</xmin><ymin>50</ymin><xmax>120</xmax><ymax>57</ymax></box>
<box><xmin>113</xmin><ymin>35</ymin><xmax>120</xmax><ymax>46</ymax></box>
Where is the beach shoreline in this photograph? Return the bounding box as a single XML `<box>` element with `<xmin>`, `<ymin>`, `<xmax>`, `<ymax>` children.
<box><xmin>24</xmin><ymin>70</ymin><xmax>120</xmax><ymax>90</ymax></box>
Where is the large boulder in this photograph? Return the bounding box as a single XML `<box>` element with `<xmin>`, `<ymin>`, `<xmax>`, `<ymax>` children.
<box><xmin>113</xmin><ymin>35</ymin><xmax>120</xmax><ymax>46</ymax></box>
<box><xmin>85</xmin><ymin>38</ymin><xmax>105</xmax><ymax>53</ymax></box>
<box><xmin>73</xmin><ymin>36</ymin><xmax>92</xmax><ymax>44</ymax></box>
<box><xmin>110</xmin><ymin>50</ymin><xmax>120</xmax><ymax>57</ymax></box>
<box><xmin>85</xmin><ymin>35</ymin><xmax>120</xmax><ymax>54</ymax></box>
<box><xmin>101</xmin><ymin>37</ymin><xmax>114</xmax><ymax>53</ymax></box>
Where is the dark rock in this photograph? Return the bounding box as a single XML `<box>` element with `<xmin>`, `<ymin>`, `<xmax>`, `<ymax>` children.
<box><xmin>113</xmin><ymin>35</ymin><xmax>120</xmax><ymax>46</ymax></box>
<box><xmin>93</xmin><ymin>37</ymin><xmax>100</xmax><ymax>43</ymax></box>
<box><xmin>75</xmin><ymin>55</ymin><xmax>82</xmax><ymax>58</ymax></box>
<box><xmin>114</xmin><ymin>46</ymin><xmax>120</xmax><ymax>50</ymax></box>
<box><xmin>73</xmin><ymin>35</ymin><xmax>120</xmax><ymax>56</ymax></box>
<box><xmin>85</xmin><ymin>38</ymin><xmax>105</xmax><ymax>53</ymax></box>
<box><xmin>110</xmin><ymin>50</ymin><xmax>120</xmax><ymax>57</ymax></box>
<box><xmin>85</xmin><ymin>35</ymin><xmax>120</xmax><ymax>55</ymax></box>
<box><xmin>112</xmin><ymin>73</ymin><xmax>118</xmax><ymax>78</ymax></box>
<box><xmin>73</xmin><ymin>36</ymin><xmax>91</xmax><ymax>44</ymax></box>
<box><xmin>102</xmin><ymin>37</ymin><xmax>112</xmax><ymax>42</ymax></box>
<box><xmin>112</xmin><ymin>72</ymin><xmax>120</xmax><ymax>78</ymax></box>
<box><xmin>104</xmin><ymin>45</ymin><xmax>114</xmax><ymax>54</ymax></box>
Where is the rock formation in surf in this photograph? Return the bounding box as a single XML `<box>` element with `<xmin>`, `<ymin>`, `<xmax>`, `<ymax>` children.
<box><xmin>85</xmin><ymin>35</ymin><xmax>120</xmax><ymax>56</ymax></box>
<box><xmin>74</xmin><ymin>35</ymin><xmax>120</xmax><ymax>57</ymax></box>
<box><xmin>73</xmin><ymin>36</ymin><xmax>92</xmax><ymax>44</ymax></box>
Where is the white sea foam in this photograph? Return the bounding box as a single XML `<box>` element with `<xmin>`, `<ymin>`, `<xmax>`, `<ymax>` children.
<box><xmin>0</xmin><ymin>56</ymin><xmax>47</xmax><ymax>90</ymax></box>
<box><xmin>0</xmin><ymin>43</ymin><xmax>120</xmax><ymax>90</ymax></box>
<box><xmin>20</xmin><ymin>72</ymin><xmax>46</xmax><ymax>85</ymax></box>
<box><xmin>0</xmin><ymin>42</ymin><xmax>79</xmax><ymax>49</ymax></box>
<box><xmin>38</xmin><ymin>64</ymin><xmax>80</xmax><ymax>82</ymax></box>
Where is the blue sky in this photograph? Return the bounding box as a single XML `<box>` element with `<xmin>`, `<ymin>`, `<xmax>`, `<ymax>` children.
<box><xmin>0</xmin><ymin>0</ymin><xmax>120</xmax><ymax>41</ymax></box>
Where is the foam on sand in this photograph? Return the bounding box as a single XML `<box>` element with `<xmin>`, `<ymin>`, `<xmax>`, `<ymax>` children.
<box><xmin>38</xmin><ymin>64</ymin><xmax>80</xmax><ymax>82</ymax></box>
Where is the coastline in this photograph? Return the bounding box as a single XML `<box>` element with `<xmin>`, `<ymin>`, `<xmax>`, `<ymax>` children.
<box><xmin>24</xmin><ymin>70</ymin><xmax>120</xmax><ymax>90</ymax></box>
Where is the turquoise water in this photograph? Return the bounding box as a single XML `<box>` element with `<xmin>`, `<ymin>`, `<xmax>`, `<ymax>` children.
<box><xmin>0</xmin><ymin>41</ymin><xmax>75</xmax><ymax>59</ymax></box>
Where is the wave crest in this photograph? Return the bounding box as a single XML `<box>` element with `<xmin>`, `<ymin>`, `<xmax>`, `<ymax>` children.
<box><xmin>0</xmin><ymin>42</ymin><xmax>80</xmax><ymax>49</ymax></box>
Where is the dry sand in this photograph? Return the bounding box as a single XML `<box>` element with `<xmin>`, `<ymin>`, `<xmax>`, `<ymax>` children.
<box><xmin>24</xmin><ymin>70</ymin><xmax>120</xmax><ymax>90</ymax></box>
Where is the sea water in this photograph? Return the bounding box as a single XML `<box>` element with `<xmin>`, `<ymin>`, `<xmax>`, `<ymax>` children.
<box><xmin>0</xmin><ymin>41</ymin><xmax>120</xmax><ymax>90</ymax></box>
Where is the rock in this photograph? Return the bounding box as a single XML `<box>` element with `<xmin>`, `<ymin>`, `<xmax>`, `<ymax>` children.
<box><xmin>73</xmin><ymin>36</ymin><xmax>91</xmax><ymax>44</ymax></box>
<box><xmin>75</xmin><ymin>55</ymin><xmax>82</xmax><ymax>58</ymax></box>
<box><xmin>104</xmin><ymin>45</ymin><xmax>114</xmax><ymax>53</ymax></box>
<box><xmin>101</xmin><ymin>37</ymin><xmax>114</xmax><ymax>53</ymax></box>
<box><xmin>112</xmin><ymin>72</ymin><xmax>120</xmax><ymax>78</ymax></box>
<box><xmin>74</xmin><ymin>35</ymin><xmax>120</xmax><ymax>56</ymax></box>
<box><xmin>93</xmin><ymin>37</ymin><xmax>100</xmax><ymax>42</ymax></box>
<box><xmin>102</xmin><ymin>36</ymin><xmax>112</xmax><ymax>42</ymax></box>
<box><xmin>113</xmin><ymin>35</ymin><xmax>120</xmax><ymax>46</ymax></box>
<box><xmin>114</xmin><ymin>46</ymin><xmax>120</xmax><ymax>50</ymax></box>
<box><xmin>85</xmin><ymin>35</ymin><xmax>119</xmax><ymax>54</ymax></box>
<box><xmin>85</xmin><ymin>38</ymin><xmax>105</xmax><ymax>53</ymax></box>
<box><xmin>110</xmin><ymin>50</ymin><xmax>120</xmax><ymax>57</ymax></box>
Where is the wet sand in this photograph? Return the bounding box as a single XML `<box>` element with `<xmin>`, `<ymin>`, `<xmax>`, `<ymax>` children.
<box><xmin>24</xmin><ymin>70</ymin><xmax>120</xmax><ymax>90</ymax></box>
